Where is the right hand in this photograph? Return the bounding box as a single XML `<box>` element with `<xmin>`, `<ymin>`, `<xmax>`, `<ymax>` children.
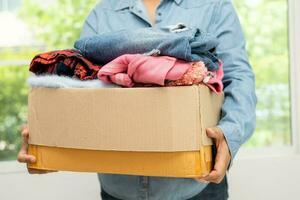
<box><xmin>17</xmin><ymin>124</ymin><xmax>56</xmax><ymax>174</ymax></box>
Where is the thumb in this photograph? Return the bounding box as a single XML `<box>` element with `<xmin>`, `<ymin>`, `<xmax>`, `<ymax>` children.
<box><xmin>206</xmin><ymin>127</ymin><xmax>222</xmax><ymax>140</ymax></box>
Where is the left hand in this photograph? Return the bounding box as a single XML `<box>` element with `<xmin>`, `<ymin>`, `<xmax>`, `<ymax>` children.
<box><xmin>195</xmin><ymin>127</ymin><xmax>231</xmax><ymax>184</ymax></box>
<box><xmin>18</xmin><ymin>124</ymin><xmax>57</xmax><ymax>174</ymax></box>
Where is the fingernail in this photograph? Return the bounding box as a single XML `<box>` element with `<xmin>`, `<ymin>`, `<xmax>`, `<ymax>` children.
<box><xmin>31</xmin><ymin>157</ymin><xmax>36</xmax><ymax>163</ymax></box>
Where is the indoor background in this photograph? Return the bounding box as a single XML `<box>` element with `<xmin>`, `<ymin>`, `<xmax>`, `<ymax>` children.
<box><xmin>0</xmin><ymin>0</ymin><xmax>299</xmax><ymax>199</ymax></box>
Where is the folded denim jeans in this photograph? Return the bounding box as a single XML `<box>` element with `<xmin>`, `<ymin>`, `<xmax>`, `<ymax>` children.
<box><xmin>74</xmin><ymin>25</ymin><xmax>220</xmax><ymax>71</ymax></box>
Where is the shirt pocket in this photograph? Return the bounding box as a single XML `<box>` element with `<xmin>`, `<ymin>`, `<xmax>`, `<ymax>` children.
<box><xmin>177</xmin><ymin>1</ymin><xmax>218</xmax><ymax>30</ymax></box>
<box><xmin>179</xmin><ymin>0</ymin><xmax>218</xmax><ymax>9</ymax></box>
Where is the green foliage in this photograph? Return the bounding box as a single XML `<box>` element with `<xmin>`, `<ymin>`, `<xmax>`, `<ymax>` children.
<box><xmin>233</xmin><ymin>0</ymin><xmax>289</xmax><ymax>85</ymax></box>
<box><xmin>246</xmin><ymin>84</ymin><xmax>291</xmax><ymax>147</ymax></box>
<box><xmin>0</xmin><ymin>66</ymin><xmax>29</xmax><ymax>160</ymax></box>
<box><xmin>19</xmin><ymin>0</ymin><xmax>98</xmax><ymax>49</ymax></box>
<box><xmin>0</xmin><ymin>0</ymin><xmax>98</xmax><ymax>160</ymax></box>
<box><xmin>0</xmin><ymin>48</ymin><xmax>42</xmax><ymax>61</ymax></box>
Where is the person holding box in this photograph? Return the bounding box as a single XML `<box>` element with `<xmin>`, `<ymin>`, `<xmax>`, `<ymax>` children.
<box><xmin>18</xmin><ymin>0</ymin><xmax>256</xmax><ymax>199</ymax></box>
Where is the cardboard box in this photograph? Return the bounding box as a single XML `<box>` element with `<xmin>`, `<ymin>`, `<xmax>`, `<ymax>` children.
<box><xmin>28</xmin><ymin>85</ymin><xmax>223</xmax><ymax>177</ymax></box>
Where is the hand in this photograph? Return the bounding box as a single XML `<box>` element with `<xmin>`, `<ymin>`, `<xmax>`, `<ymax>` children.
<box><xmin>195</xmin><ymin>127</ymin><xmax>231</xmax><ymax>184</ymax></box>
<box><xmin>17</xmin><ymin>124</ymin><xmax>56</xmax><ymax>174</ymax></box>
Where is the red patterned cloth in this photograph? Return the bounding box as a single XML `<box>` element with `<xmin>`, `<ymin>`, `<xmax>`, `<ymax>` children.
<box><xmin>167</xmin><ymin>60</ymin><xmax>224</xmax><ymax>94</ymax></box>
<box><xmin>29</xmin><ymin>49</ymin><xmax>101</xmax><ymax>80</ymax></box>
<box><xmin>166</xmin><ymin>61</ymin><xmax>208</xmax><ymax>86</ymax></box>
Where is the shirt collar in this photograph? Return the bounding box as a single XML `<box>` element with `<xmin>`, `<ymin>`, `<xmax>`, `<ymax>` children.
<box><xmin>114</xmin><ymin>0</ymin><xmax>183</xmax><ymax>11</ymax></box>
<box><xmin>173</xmin><ymin>0</ymin><xmax>183</xmax><ymax>4</ymax></box>
<box><xmin>114</xmin><ymin>0</ymin><xmax>135</xmax><ymax>11</ymax></box>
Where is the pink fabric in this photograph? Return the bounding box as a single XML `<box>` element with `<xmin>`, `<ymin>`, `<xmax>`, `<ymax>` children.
<box><xmin>98</xmin><ymin>54</ymin><xmax>191</xmax><ymax>87</ymax></box>
<box><xmin>97</xmin><ymin>54</ymin><xmax>224</xmax><ymax>94</ymax></box>
<box><xmin>203</xmin><ymin>61</ymin><xmax>224</xmax><ymax>94</ymax></box>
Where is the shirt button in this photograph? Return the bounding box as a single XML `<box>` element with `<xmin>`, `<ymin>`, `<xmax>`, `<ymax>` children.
<box><xmin>157</xmin><ymin>12</ymin><xmax>162</xmax><ymax>16</ymax></box>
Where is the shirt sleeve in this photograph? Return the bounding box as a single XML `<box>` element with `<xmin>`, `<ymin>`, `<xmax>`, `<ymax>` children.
<box><xmin>210</xmin><ymin>0</ymin><xmax>257</xmax><ymax>161</ymax></box>
<box><xmin>80</xmin><ymin>6</ymin><xmax>99</xmax><ymax>39</ymax></box>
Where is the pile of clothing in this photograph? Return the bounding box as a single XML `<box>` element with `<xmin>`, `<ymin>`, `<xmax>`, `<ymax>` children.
<box><xmin>28</xmin><ymin>23</ymin><xmax>223</xmax><ymax>94</ymax></box>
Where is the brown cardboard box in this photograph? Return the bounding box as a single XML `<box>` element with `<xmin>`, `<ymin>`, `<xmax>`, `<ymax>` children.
<box><xmin>28</xmin><ymin>85</ymin><xmax>223</xmax><ymax>177</ymax></box>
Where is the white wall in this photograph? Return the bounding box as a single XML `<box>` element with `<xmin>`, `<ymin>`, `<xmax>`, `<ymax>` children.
<box><xmin>228</xmin><ymin>155</ymin><xmax>300</xmax><ymax>200</ymax></box>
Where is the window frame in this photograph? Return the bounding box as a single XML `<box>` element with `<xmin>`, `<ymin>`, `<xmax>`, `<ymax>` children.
<box><xmin>289</xmin><ymin>0</ymin><xmax>300</xmax><ymax>155</ymax></box>
<box><xmin>238</xmin><ymin>0</ymin><xmax>300</xmax><ymax>159</ymax></box>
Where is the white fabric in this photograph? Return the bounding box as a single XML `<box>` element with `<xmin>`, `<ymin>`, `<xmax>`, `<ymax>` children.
<box><xmin>28</xmin><ymin>75</ymin><xmax>120</xmax><ymax>88</ymax></box>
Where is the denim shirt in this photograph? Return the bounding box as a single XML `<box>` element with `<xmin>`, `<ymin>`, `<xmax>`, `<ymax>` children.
<box><xmin>79</xmin><ymin>0</ymin><xmax>257</xmax><ymax>199</ymax></box>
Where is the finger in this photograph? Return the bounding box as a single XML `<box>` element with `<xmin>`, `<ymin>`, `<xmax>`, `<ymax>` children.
<box><xmin>17</xmin><ymin>150</ymin><xmax>36</xmax><ymax>163</ymax></box>
<box><xmin>20</xmin><ymin>124</ymin><xmax>28</xmax><ymax>134</ymax></box>
<box><xmin>201</xmin><ymin>155</ymin><xmax>225</xmax><ymax>183</ymax></box>
<box><xmin>17</xmin><ymin>153</ymin><xmax>36</xmax><ymax>163</ymax></box>
<box><xmin>201</xmin><ymin>153</ymin><xmax>226</xmax><ymax>183</ymax></box>
<box><xmin>203</xmin><ymin>144</ymin><xmax>229</xmax><ymax>183</ymax></box>
<box><xmin>195</xmin><ymin>178</ymin><xmax>209</xmax><ymax>184</ymax></box>
<box><xmin>21</xmin><ymin>125</ymin><xmax>29</xmax><ymax>137</ymax></box>
<box><xmin>203</xmin><ymin>169</ymin><xmax>224</xmax><ymax>183</ymax></box>
<box><xmin>206</xmin><ymin>127</ymin><xmax>222</xmax><ymax>140</ymax></box>
<box><xmin>199</xmin><ymin>168</ymin><xmax>223</xmax><ymax>183</ymax></box>
<box><xmin>21</xmin><ymin>131</ymin><xmax>29</xmax><ymax>144</ymax></box>
<box><xmin>17</xmin><ymin>142</ymin><xmax>36</xmax><ymax>163</ymax></box>
<box><xmin>21</xmin><ymin>124</ymin><xmax>28</xmax><ymax>131</ymax></box>
<box><xmin>214</xmin><ymin>144</ymin><xmax>228</xmax><ymax>174</ymax></box>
